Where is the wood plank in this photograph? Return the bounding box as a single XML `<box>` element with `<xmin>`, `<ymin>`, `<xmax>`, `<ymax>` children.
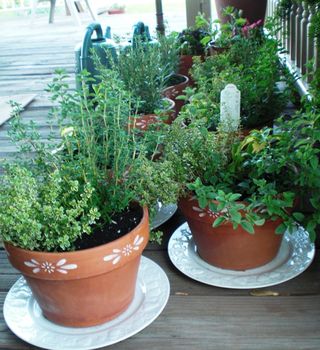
<box><xmin>0</xmin><ymin>291</ymin><xmax>319</xmax><ymax>350</ymax></box>
<box><xmin>0</xmin><ymin>94</ymin><xmax>36</xmax><ymax>126</ymax></box>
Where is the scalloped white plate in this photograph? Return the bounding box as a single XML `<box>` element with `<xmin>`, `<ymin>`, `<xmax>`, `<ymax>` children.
<box><xmin>151</xmin><ymin>202</ymin><xmax>177</xmax><ymax>229</ymax></box>
<box><xmin>4</xmin><ymin>256</ymin><xmax>170</xmax><ymax>350</ymax></box>
<box><xmin>168</xmin><ymin>222</ymin><xmax>315</xmax><ymax>289</ymax></box>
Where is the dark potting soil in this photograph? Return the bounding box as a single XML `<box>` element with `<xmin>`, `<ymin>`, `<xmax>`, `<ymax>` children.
<box><xmin>74</xmin><ymin>205</ymin><xmax>143</xmax><ymax>250</ymax></box>
<box><xmin>166</xmin><ymin>74</ymin><xmax>186</xmax><ymax>87</ymax></box>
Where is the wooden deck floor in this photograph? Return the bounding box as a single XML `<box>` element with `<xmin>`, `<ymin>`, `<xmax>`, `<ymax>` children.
<box><xmin>0</xmin><ymin>13</ymin><xmax>320</xmax><ymax>350</ymax></box>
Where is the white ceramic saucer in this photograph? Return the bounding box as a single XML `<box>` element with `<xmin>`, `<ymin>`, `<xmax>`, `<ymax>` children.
<box><xmin>168</xmin><ymin>222</ymin><xmax>315</xmax><ymax>289</ymax></box>
<box><xmin>151</xmin><ymin>202</ymin><xmax>177</xmax><ymax>229</ymax></box>
<box><xmin>4</xmin><ymin>256</ymin><xmax>170</xmax><ymax>350</ymax></box>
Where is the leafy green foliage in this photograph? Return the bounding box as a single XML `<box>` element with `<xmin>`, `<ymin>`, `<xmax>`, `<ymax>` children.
<box><xmin>181</xmin><ymin>34</ymin><xmax>289</xmax><ymax>129</ymax></box>
<box><xmin>1</xmin><ymin>69</ymin><xmax>177</xmax><ymax>251</ymax></box>
<box><xmin>161</xmin><ymin>108</ymin><xmax>320</xmax><ymax>240</ymax></box>
<box><xmin>0</xmin><ymin>166</ymin><xmax>99</xmax><ymax>251</ymax></box>
<box><xmin>112</xmin><ymin>38</ymin><xmax>168</xmax><ymax>114</ymax></box>
<box><xmin>175</xmin><ymin>14</ymin><xmax>212</xmax><ymax>55</ymax></box>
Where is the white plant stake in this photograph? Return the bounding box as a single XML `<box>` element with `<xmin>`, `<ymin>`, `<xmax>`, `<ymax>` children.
<box><xmin>220</xmin><ymin>84</ymin><xmax>241</xmax><ymax>132</ymax></box>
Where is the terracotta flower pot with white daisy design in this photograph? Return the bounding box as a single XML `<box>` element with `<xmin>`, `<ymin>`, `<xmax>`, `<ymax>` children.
<box><xmin>179</xmin><ymin>196</ymin><xmax>283</xmax><ymax>271</ymax></box>
<box><xmin>4</xmin><ymin>206</ymin><xmax>149</xmax><ymax>327</ymax></box>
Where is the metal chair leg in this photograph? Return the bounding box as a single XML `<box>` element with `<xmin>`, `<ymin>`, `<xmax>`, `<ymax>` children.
<box><xmin>49</xmin><ymin>0</ymin><xmax>56</xmax><ymax>23</ymax></box>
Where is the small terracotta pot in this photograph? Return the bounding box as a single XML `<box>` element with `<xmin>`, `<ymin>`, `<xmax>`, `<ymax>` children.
<box><xmin>162</xmin><ymin>74</ymin><xmax>189</xmax><ymax>115</ymax></box>
<box><xmin>130</xmin><ymin>98</ymin><xmax>175</xmax><ymax>131</ymax></box>
<box><xmin>178</xmin><ymin>55</ymin><xmax>194</xmax><ymax>79</ymax></box>
<box><xmin>4</xmin><ymin>207</ymin><xmax>149</xmax><ymax>327</ymax></box>
<box><xmin>206</xmin><ymin>43</ymin><xmax>229</xmax><ymax>57</ymax></box>
<box><xmin>214</xmin><ymin>0</ymin><xmax>267</xmax><ymax>24</ymax></box>
<box><xmin>108</xmin><ymin>9</ymin><xmax>125</xmax><ymax>15</ymax></box>
<box><xmin>179</xmin><ymin>197</ymin><xmax>283</xmax><ymax>271</ymax></box>
<box><xmin>178</xmin><ymin>55</ymin><xmax>205</xmax><ymax>86</ymax></box>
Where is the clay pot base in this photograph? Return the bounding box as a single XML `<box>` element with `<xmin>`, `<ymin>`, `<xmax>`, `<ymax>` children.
<box><xmin>3</xmin><ymin>257</ymin><xmax>170</xmax><ymax>349</ymax></box>
<box><xmin>178</xmin><ymin>197</ymin><xmax>283</xmax><ymax>271</ymax></box>
<box><xmin>168</xmin><ymin>223</ymin><xmax>315</xmax><ymax>289</ymax></box>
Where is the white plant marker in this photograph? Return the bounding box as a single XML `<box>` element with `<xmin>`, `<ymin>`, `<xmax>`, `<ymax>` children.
<box><xmin>220</xmin><ymin>84</ymin><xmax>241</xmax><ymax>132</ymax></box>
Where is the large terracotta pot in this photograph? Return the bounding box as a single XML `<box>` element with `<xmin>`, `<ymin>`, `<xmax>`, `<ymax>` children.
<box><xmin>179</xmin><ymin>197</ymin><xmax>283</xmax><ymax>271</ymax></box>
<box><xmin>215</xmin><ymin>0</ymin><xmax>267</xmax><ymax>24</ymax></box>
<box><xmin>162</xmin><ymin>74</ymin><xmax>189</xmax><ymax>116</ymax></box>
<box><xmin>4</xmin><ymin>207</ymin><xmax>149</xmax><ymax>327</ymax></box>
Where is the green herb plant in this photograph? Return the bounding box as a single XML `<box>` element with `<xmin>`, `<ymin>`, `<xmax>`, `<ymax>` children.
<box><xmin>0</xmin><ymin>69</ymin><xmax>178</xmax><ymax>252</ymax></box>
<box><xmin>113</xmin><ymin>37</ymin><xmax>168</xmax><ymax>114</ymax></box>
<box><xmin>161</xmin><ymin>109</ymin><xmax>320</xmax><ymax>241</ymax></box>
<box><xmin>180</xmin><ymin>29</ymin><xmax>289</xmax><ymax>129</ymax></box>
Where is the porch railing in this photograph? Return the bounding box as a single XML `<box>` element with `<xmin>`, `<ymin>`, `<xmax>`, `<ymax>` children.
<box><xmin>267</xmin><ymin>0</ymin><xmax>319</xmax><ymax>96</ymax></box>
<box><xmin>0</xmin><ymin>0</ymin><xmax>49</xmax><ymax>11</ymax></box>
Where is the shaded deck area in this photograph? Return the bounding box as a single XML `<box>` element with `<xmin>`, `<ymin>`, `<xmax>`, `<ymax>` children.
<box><xmin>0</xmin><ymin>13</ymin><xmax>320</xmax><ymax>350</ymax></box>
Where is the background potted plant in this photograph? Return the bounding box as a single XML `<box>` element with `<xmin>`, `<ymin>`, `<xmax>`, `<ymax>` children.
<box><xmin>179</xmin><ymin>21</ymin><xmax>290</xmax><ymax>130</ymax></box>
<box><xmin>108</xmin><ymin>3</ymin><xmax>125</xmax><ymax>15</ymax></box>
<box><xmin>114</xmin><ymin>37</ymin><xmax>175</xmax><ymax>128</ymax></box>
<box><xmin>156</xmin><ymin>107</ymin><xmax>320</xmax><ymax>271</ymax></box>
<box><xmin>215</xmin><ymin>0</ymin><xmax>268</xmax><ymax>24</ymax></box>
<box><xmin>175</xmin><ymin>14</ymin><xmax>212</xmax><ymax>80</ymax></box>
<box><xmin>0</xmin><ymin>69</ymin><xmax>177</xmax><ymax>327</ymax></box>
<box><xmin>157</xmin><ymin>33</ymin><xmax>190</xmax><ymax>115</ymax></box>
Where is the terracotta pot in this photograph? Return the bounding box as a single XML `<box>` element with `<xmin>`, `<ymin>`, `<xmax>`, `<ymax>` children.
<box><xmin>178</xmin><ymin>55</ymin><xmax>205</xmax><ymax>86</ymax></box>
<box><xmin>215</xmin><ymin>0</ymin><xmax>267</xmax><ymax>24</ymax></box>
<box><xmin>162</xmin><ymin>74</ymin><xmax>189</xmax><ymax>115</ymax></box>
<box><xmin>206</xmin><ymin>43</ymin><xmax>229</xmax><ymax>57</ymax></box>
<box><xmin>130</xmin><ymin>98</ymin><xmax>175</xmax><ymax>131</ymax></box>
<box><xmin>178</xmin><ymin>55</ymin><xmax>194</xmax><ymax>78</ymax></box>
<box><xmin>179</xmin><ymin>197</ymin><xmax>283</xmax><ymax>271</ymax></box>
<box><xmin>4</xmin><ymin>207</ymin><xmax>149</xmax><ymax>327</ymax></box>
<box><xmin>108</xmin><ymin>9</ymin><xmax>125</xmax><ymax>15</ymax></box>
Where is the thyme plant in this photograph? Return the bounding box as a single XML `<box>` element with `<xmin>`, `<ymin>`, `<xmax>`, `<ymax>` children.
<box><xmin>0</xmin><ymin>69</ymin><xmax>178</xmax><ymax>252</ymax></box>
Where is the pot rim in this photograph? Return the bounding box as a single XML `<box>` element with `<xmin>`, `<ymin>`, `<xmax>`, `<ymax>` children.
<box><xmin>4</xmin><ymin>206</ymin><xmax>149</xmax><ymax>257</ymax></box>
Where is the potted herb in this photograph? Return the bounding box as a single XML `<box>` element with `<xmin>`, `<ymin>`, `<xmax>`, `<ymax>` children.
<box><xmin>108</xmin><ymin>3</ymin><xmax>125</xmax><ymax>15</ymax></box>
<box><xmin>157</xmin><ymin>33</ymin><xmax>190</xmax><ymax>115</ymax></box>
<box><xmin>157</xmin><ymin>109</ymin><xmax>320</xmax><ymax>271</ymax></box>
<box><xmin>175</xmin><ymin>14</ymin><xmax>212</xmax><ymax>80</ymax></box>
<box><xmin>0</xmin><ymin>70</ymin><xmax>177</xmax><ymax>327</ymax></box>
<box><xmin>215</xmin><ymin>1</ymin><xmax>267</xmax><ymax>24</ymax></box>
<box><xmin>180</xmin><ymin>24</ymin><xmax>289</xmax><ymax>130</ymax></box>
<box><xmin>114</xmin><ymin>37</ymin><xmax>175</xmax><ymax>128</ymax></box>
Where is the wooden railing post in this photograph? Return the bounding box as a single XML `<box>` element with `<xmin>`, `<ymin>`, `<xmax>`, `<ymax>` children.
<box><xmin>295</xmin><ymin>4</ymin><xmax>303</xmax><ymax>70</ymax></box>
<box><xmin>282</xmin><ymin>7</ymin><xmax>287</xmax><ymax>48</ymax></box>
<box><xmin>315</xmin><ymin>6</ymin><xmax>320</xmax><ymax>72</ymax></box>
<box><xmin>290</xmin><ymin>3</ymin><xmax>298</xmax><ymax>62</ymax></box>
<box><xmin>306</xmin><ymin>5</ymin><xmax>315</xmax><ymax>82</ymax></box>
<box><xmin>300</xmin><ymin>2</ymin><xmax>309</xmax><ymax>75</ymax></box>
<box><xmin>285</xmin><ymin>5</ymin><xmax>291</xmax><ymax>51</ymax></box>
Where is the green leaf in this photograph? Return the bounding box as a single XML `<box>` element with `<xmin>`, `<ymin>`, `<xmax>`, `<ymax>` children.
<box><xmin>229</xmin><ymin>193</ymin><xmax>242</xmax><ymax>201</ymax></box>
<box><xmin>275</xmin><ymin>223</ymin><xmax>287</xmax><ymax>234</ymax></box>
<box><xmin>254</xmin><ymin>218</ymin><xmax>265</xmax><ymax>226</ymax></box>
<box><xmin>240</xmin><ymin>220</ymin><xmax>255</xmax><ymax>234</ymax></box>
<box><xmin>212</xmin><ymin>216</ymin><xmax>225</xmax><ymax>228</ymax></box>
<box><xmin>229</xmin><ymin>209</ymin><xmax>242</xmax><ymax>224</ymax></box>
<box><xmin>208</xmin><ymin>202</ymin><xmax>218</xmax><ymax>212</ymax></box>
<box><xmin>217</xmin><ymin>202</ymin><xmax>226</xmax><ymax>211</ymax></box>
<box><xmin>308</xmin><ymin>229</ymin><xmax>316</xmax><ymax>243</ymax></box>
<box><xmin>198</xmin><ymin>197</ymin><xmax>207</xmax><ymax>209</ymax></box>
<box><xmin>310</xmin><ymin>198</ymin><xmax>319</xmax><ymax>209</ymax></box>
<box><xmin>200</xmin><ymin>36</ymin><xmax>211</xmax><ymax>46</ymax></box>
<box><xmin>310</xmin><ymin>157</ymin><xmax>318</xmax><ymax>170</ymax></box>
<box><xmin>292</xmin><ymin>212</ymin><xmax>304</xmax><ymax>222</ymax></box>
